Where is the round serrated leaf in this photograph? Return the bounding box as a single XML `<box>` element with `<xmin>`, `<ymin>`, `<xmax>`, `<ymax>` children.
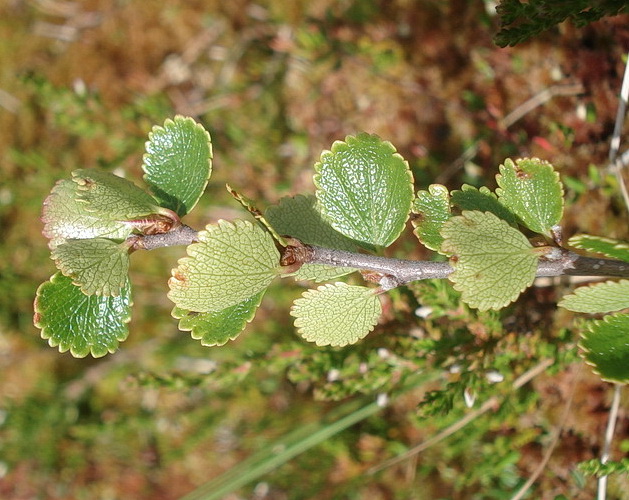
<box><xmin>266</xmin><ymin>195</ymin><xmax>358</xmax><ymax>281</ymax></box>
<box><xmin>72</xmin><ymin>169</ymin><xmax>159</xmax><ymax>220</ymax></box>
<box><xmin>314</xmin><ymin>133</ymin><xmax>414</xmax><ymax>247</ymax></box>
<box><xmin>568</xmin><ymin>235</ymin><xmax>629</xmax><ymax>263</ymax></box>
<box><xmin>579</xmin><ymin>313</ymin><xmax>629</xmax><ymax>383</ymax></box>
<box><xmin>51</xmin><ymin>238</ymin><xmax>130</xmax><ymax>296</ymax></box>
<box><xmin>143</xmin><ymin>116</ymin><xmax>212</xmax><ymax>216</ymax></box>
<box><xmin>495</xmin><ymin>158</ymin><xmax>564</xmax><ymax>236</ymax></box>
<box><xmin>290</xmin><ymin>283</ymin><xmax>381</xmax><ymax>346</ymax></box>
<box><xmin>441</xmin><ymin>211</ymin><xmax>538</xmax><ymax>311</ymax></box>
<box><xmin>411</xmin><ymin>184</ymin><xmax>451</xmax><ymax>251</ymax></box>
<box><xmin>559</xmin><ymin>279</ymin><xmax>629</xmax><ymax>314</ymax></box>
<box><xmin>34</xmin><ymin>272</ymin><xmax>132</xmax><ymax>358</ymax></box>
<box><xmin>168</xmin><ymin>220</ymin><xmax>279</xmax><ymax>313</ymax></box>
<box><xmin>42</xmin><ymin>179</ymin><xmax>133</xmax><ymax>250</ymax></box>
<box><xmin>172</xmin><ymin>290</ymin><xmax>265</xmax><ymax>346</ymax></box>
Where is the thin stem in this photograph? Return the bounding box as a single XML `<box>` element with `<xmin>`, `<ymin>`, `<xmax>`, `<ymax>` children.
<box><xmin>597</xmin><ymin>384</ymin><xmax>623</xmax><ymax>500</ymax></box>
<box><xmin>134</xmin><ymin>228</ymin><xmax>629</xmax><ymax>282</ymax></box>
<box><xmin>510</xmin><ymin>364</ymin><xmax>582</xmax><ymax>500</ymax></box>
<box><xmin>132</xmin><ymin>224</ymin><xmax>199</xmax><ymax>250</ymax></box>
<box><xmin>301</xmin><ymin>244</ymin><xmax>629</xmax><ymax>284</ymax></box>
<box><xmin>608</xmin><ymin>52</ymin><xmax>629</xmax><ymax>215</ymax></box>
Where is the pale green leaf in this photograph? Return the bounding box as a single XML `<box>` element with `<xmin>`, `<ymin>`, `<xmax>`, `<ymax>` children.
<box><xmin>51</xmin><ymin>238</ymin><xmax>130</xmax><ymax>296</ymax></box>
<box><xmin>411</xmin><ymin>184</ymin><xmax>451</xmax><ymax>251</ymax></box>
<box><xmin>172</xmin><ymin>290</ymin><xmax>265</xmax><ymax>346</ymax></box>
<box><xmin>143</xmin><ymin>115</ymin><xmax>213</xmax><ymax>216</ymax></box>
<box><xmin>450</xmin><ymin>184</ymin><xmax>517</xmax><ymax>226</ymax></box>
<box><xmin>266</xmin><ymin>195</ymin><xmax>357</xmax><ymax>281</ymax></box>
<box><xmin>42</xmin><ymin>179</ymin><xmax>133</xmax><ymax>250</ymax></box>
<box><xmin>168</xmin><ymin>219</ymin><xmax>279</xmax><ymax>313</ymax></box>
<box><xmin>34</xmin><ymin>272</ymin><xmax>132</xmax><ymax>358</ymax></box>
<box><xmin>559</xmin><ymin>280</ymin><xmax>629</xmax><ymax>314</ymax></box>
<box><xmin>580</xmin><ymin>313</ymin><xmax>629</xmax><ymax>383</ymax></box>
<box><xmin>441</xmin><ymin>211</ymin><xmax>538</xmax><ymax>311</ymax></box>
<box><xmin>568</xmin><ymin>235</ymin><xmax>629</xmax><ymax>262</ymax></box>
<box><xmin>291</xmin><ymin>283</ymin><xmax>382</xmax><ymax>346</ymax></box>
<box><xmin>72</xmin><ymin>169</ymin><xmax>159</xmax><ymax>220</ymax></box>
<box><xmin>495</xmin><ymin>158</ymin><xmax>564</xmax><ymax>236</ymax></box>
<box><xmin>314</xmin><ymin>133</ymin><xmax>414</xmax><ymax>247</ymax></box>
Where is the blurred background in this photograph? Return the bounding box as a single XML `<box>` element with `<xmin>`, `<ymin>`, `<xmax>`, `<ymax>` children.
<box><xmin>1</xmin><ymin>1</ymin><xmax>628</xmax><ymax>498</ymax></box>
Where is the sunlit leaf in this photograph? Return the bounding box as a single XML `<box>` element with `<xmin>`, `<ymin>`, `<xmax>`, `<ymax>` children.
<box><xmin>450</xmin><ymin>184</ymin><xmax>517</xmax><ymax>226</ymax></box>
<box><xmin>266</xmin><ymin>195</ymin><xmax>357</xmax><ymax>281</ymax></box>
<box><xmin>495</xmin><ymin>158</ymin><xmax>564</xmax><ymax>237</ymax></box>
<box><xmin>441</xmin><ymin>211</ymin><xmax>538</xmax><ymax>311</ymax></box>
<box><xmin>168</xmin><ymin>220</ymin><xmax>279</xmax><ymax>313</ymax></box>
<box><xmin>568</xmin><ymin>235</ymin><xmax>629</xmax><ymax>262</ymax></box>
<box><xmin>314</xmin><ymin>133</ymin><xmax>414</xmax><ymax>247</ymax></box>
<box><xmin>172</xmin><ymin>290</ymin><xmax>265</xmax><ymax>346</ymax></box>
<box><xmin>143</xmin><ymin>115</ymin><xmax>213</xmax><ymax>216</ymax></box>
<box><xmin>34</xmin><ymin>272</ymin><xmax>132</xmax><ymax>358</ymax></box>
<box><xmin>72</xmin><ymin>169</ymin><xmax>159</xmax><ymax>220</ymax></box>
<box><xmin>411</xmin><ymin>184</ymin><xmax>451</xmax><ymax>251</ymax></box>
<box><xmin>580</xmin><ymin>313</ymin><xmax>629</xmax><ymax>384</ymax></box>
<box><xmin>42</xmin><ymin>179</ymin><xmax>132</xmax><ymax>250</ymax></box>
<box><xmin>559</xmin><ymin>280</ymin><xmax>629</xmax><ymax>314</ymax></box>
<box><xmin>51</xmin><ymin>238</ymin><xmax>130</xmax><ymax>296</ymax></box>
<box><xmin>291</xmin><ymin>283</ymin><xmax>381</xmax><ymax>346</ymax></box>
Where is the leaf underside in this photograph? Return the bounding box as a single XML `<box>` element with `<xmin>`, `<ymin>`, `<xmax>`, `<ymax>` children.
<box><xmin>580</xmin><ymin>313</ymin><xmax>629</xmax><ymax>384</ymax></box>
<box><xmin>143</xmin><ymin>115</ymin><xmax>213</xmax><ymax>217</ymax></box>
<box><xmin>441</xmin><ymin>210</ymin><xmax>538</xmax><ymax>311</ymax></box>
<box><xmin>559</xmin><ymin>279</ymin><xmax>629</xmax><ymax>314</ymax></box>
<box><xmin>314</xmin><ymin>133</ymin><xmax>414</xmax><ymax>248</ymax></box>
<box><xmin>34</xmin><ymin>272</ymin><xmax>132</xmax><ymax>358</ymax></box>
<box><xmin>291</xmin><ymin>282</ymin><xmax>382</xmax><ymax>347</ymax></box>
<box><xmin>72</xmin><ymin>169</ymin><xmax>159</xmax><ymax>220</ymax></box>
<box><xmin>51</xmin><ymin>238</ymin><xmax>130</xmax><ymax>296</ymax></box>
<box><xmin>42</xmin><ymin>179</ymin><xmax>132</xmax><ymax>250</ymax></box>
<box><xmin>168</xmin><ymin>219</ymin><xmax>280</xmax><ymax>313</ymax></box>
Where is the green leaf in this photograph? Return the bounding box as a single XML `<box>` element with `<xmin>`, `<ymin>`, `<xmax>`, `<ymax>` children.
<box><xmin>559</xmin><ymin>280</ymin><xmax>629</xmax><ymax>314</ymax></box>
<box><xmin>580</xmin><ymin>313</ymin><xmax>629</xmax><ymax>384</ymax></box>
<box><xmin>266</xmin><ymin>195</ymin><xmax>357</xmax><ymax>281</ymax></box>
<box><xmin>450</xmin><ymin>184</ymin><xmax>517</xmax><ymax>226</ymax></box>
<box><xmin>568</xmin><ymin>235</ymin><xmax>629</xmax><ymax>262</ymax></box>
<box><xmin>314</xmin><ymin>133</ymin><xmax>414</xmax><ymax>247</ymax></box>
<box><xmin>227</xmin><ymin>184</ymin><xmax>287</xmax><ymax>245</ymax></box>
<box><xmin>34</xmin><ymin>272</ymin><xmax>132</xmax><ymax>358</ymax></box>
<box><xmin>411</xmin><ymin>184</ymin><xmax>451</xmax><ymax>251</ymax></box>
<box><xmin>441</xmin><ymin>211</ymin><xmax>538</xmax><ymax>311</ymax></box>
<box><xmin>290</xmin><ymin>283</ymin><xmax>382</xmax><ymax>346</ymax></box>
<box><xmin>42</xmin><ymin>179</ymin><xmax>133</xmax><ymax>250</ymax></box>
<box><xmin>168</xmin><ymin>220</ymin><xmax>280</xmax><ymax>313</ymax></box>
<box><xmin>172</xmin><ymin>290</ymin><xmax>265</xmax><ymax>346</ymax></box>
<box><xmin>143</xmin><ymin>115</ymin><xmax>213</xmax><ymax>216</ymax></box>
<box><xmin>51</xmin><ymin>238</ymin><xmax>130</xmax><ymax>296</ymax></box>
<box><xmin>72</xmin><ymin>169</ymin><xmax>159</xmax><ymax>220</ymax></box>
<box><xmin>495</xmin><ymin>158</ymin><xmax>564</xmax><ymax>237</ymax></box>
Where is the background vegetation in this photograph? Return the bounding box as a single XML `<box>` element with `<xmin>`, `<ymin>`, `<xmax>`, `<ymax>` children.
<box><xmin>1</xmin><ymin>1</ymin><xmax>628</xmax><ymax>498</ymax></box>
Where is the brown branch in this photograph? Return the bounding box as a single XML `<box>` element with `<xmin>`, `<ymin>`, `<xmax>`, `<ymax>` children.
<box><xmin>130</xmin><ymin>229</ymin><xmax>629</xmax><ymax>284</ymax></box>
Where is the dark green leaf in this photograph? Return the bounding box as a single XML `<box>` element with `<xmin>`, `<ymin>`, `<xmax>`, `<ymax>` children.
<box><xmin>34</xmin><ymin>272</ymin><xmax>132</xmax><ymax>358</ymax></box>
<box><xmin>143</xmin><ymin>115</ymin><xmax>212</xmax><ymax>216</ymax></box>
